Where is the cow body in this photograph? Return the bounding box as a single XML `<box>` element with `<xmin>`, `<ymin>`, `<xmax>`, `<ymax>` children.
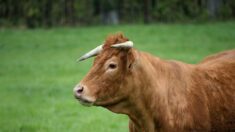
<box><xmin>74</xmin><ymin>34</ymin><xmax>235</xmax><ymax>132</ymax></box>
<box><xmin>127</xmin><ymin>50</ymin><xmax>235</xmax><ymax>132</ymax></box>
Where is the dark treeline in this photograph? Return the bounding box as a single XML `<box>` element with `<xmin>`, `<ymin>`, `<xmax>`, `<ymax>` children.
<box><xmin>0</xmin><ymin>0</ymin><xmax>235</xmax><ymax>28</ymax></box>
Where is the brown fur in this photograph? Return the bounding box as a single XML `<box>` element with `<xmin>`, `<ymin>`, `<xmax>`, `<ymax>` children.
<box><xmin>77</xmin><ymin>33</ymin><xmax>235</xmax><ymax>132</ymax></box>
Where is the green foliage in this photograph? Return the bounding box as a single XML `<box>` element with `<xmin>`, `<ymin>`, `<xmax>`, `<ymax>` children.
<box><xmin>0</xmin><ymin>22</ymin><xmax>235</xmax><ymax>132</ymax></box>
<box><xmin>218</xmin><ymin>0</ymin><xmax>235</xmax><ymax>19</ymax></box>
<box><xmin>0</xmin><ymin>0</ymin><xmax>235</xmax><ymax>27</ymax></box>
<box><xmin>152</xmin><ymin>0</ymin><xmax>208</xmax><ymax>22</ymax></box>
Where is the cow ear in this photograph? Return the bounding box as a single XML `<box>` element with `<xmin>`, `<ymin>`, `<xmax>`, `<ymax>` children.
<box><xmin>127</xmin><ymin>49</ymin><xmax>136</xmax><ymax>70</ymax></box>
<box><xmin>128</xmin><ymin>63</ymin><xmax>132</xmax><ymax>69</ymax></box>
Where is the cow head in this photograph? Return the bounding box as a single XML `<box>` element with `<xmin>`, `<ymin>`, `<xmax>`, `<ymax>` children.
<box><xmin>74</xmin><ymin>33</ymin><xmax>136</xmax><ymax>108</ymax></box>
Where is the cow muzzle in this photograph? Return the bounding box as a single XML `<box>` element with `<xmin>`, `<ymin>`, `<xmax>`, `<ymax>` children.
<box><xmin>73</xmin><ymin>84</ymin><xmax>95</xmax><ymax>106</ymax></box>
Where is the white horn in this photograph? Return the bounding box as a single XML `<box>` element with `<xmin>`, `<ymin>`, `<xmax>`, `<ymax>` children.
<box><xmin>111</xmin><ymin>41</ymin><xmax>133</xmax><ymax>48</ymax></box>
<box><xmin>77</xmin><ymin>45</ymin><xmax>103</xmax><ymax>62</ymax></box>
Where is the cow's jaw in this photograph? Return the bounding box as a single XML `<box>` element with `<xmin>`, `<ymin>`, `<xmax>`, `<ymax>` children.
<box><xmin>94</xmin><ymin>95</ymin><xmax>127</xmax><ymax>107</ymax></box>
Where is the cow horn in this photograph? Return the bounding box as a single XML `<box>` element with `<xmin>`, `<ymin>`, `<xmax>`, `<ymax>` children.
<box><xmin>77</xmin><ymin>44</ymin><xmax>103</xmax><ymax>62</ymax></box>
<box><xmin>111</xmin><ymin>41</ymin><xmax>133</xmax><ymax>48</ymax></box>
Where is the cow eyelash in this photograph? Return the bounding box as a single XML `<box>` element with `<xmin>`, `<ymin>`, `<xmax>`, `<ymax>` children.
<box><xmin>109</xmin><ymin>63</ymin><xmax>117</xmax><ymax>69</ymax></box>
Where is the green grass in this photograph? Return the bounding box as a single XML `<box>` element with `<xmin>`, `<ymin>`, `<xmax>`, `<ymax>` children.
<box><xmin>0</xmin><ymin>22</ymin><xmax>235</xmax><ymax>132</ymax></box>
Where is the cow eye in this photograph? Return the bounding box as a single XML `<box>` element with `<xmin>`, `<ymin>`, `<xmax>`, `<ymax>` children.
<box><xmin>109</xmin><ymin>63</ymin><xmax>117</xmax><ymax>69</ymax></box>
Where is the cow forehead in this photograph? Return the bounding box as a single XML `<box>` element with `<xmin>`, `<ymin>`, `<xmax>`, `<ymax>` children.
<box><xmin>93</xmin><ymin>48</ymin><xmax>121</xmax><ymax>64</ymax></box>
<box><xmin>105</xmin><ymin>56</ymin><xmax>119</xmax><ymax>65</ymax></box>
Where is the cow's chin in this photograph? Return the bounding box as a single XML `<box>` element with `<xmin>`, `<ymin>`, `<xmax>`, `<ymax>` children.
<box><xmin>78</xmin><ymin>99</ymin><xmax>93</xmax><ymax>106</ymax></box>
<box><xmin>75</xmin><ymin>97</ymin><xmax>95</xmax><ymax>107</ymax></box>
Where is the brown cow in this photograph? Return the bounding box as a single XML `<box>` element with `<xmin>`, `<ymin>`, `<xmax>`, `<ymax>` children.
<box><xmin>73</xmin><ymin>33</ymin><xmax>235</xmax><ymax>132</ymax></box>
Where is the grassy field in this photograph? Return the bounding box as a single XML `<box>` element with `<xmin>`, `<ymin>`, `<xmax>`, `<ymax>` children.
<box><xmin>0</xmin><ymin>22</ymin><xmax>235</xmax><ymax>132</ymax></box>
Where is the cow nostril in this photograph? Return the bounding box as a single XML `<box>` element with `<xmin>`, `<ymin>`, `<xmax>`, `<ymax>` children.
<box><xmin>76</xmin><ymin>86</ymin><xmax>84</xmax><ymax>94</ymax></box>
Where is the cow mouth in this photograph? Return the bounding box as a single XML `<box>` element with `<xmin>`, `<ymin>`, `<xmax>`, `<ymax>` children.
<box><xmin>75</xmin><ymin>96</ymin><xmax>94</xmax><ymax>106</ymax></box>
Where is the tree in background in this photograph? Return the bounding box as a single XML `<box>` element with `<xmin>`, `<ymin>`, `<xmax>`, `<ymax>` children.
<box><xmin>93</xmin><ymin>0</ymin><xmax>119</xmax><ymax>25</ymax></box>
<box><xmin>0</xmin><ymin>0</ymin><xmax>234</xmax><ymax>28</ymax></box>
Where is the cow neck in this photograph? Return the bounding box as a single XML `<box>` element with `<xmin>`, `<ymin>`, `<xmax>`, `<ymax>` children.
<box><xmin>125</xmin><ymin>51</ymin><xmax>163</xmax><ymax>131</ymax></box>
<box><xmin>133</xmin><ymin>51</ymin><xmax>195</xmax><ymax>131</ymax></box>
<box><xmin>124</xmin><ymin>51</ymin><xmax>192</xmax><ymax>131</ymax></box>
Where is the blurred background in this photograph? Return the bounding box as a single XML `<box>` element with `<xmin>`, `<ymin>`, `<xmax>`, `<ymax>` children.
<box><xmin>1</xmin><ymin>0</ymin><xmax>235</xmax><ymax>28</ymax></box>
<box><xmin>0</xmin><ymin>0</ymin><xmax>235</xmax><ymax>132</ymax></box>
